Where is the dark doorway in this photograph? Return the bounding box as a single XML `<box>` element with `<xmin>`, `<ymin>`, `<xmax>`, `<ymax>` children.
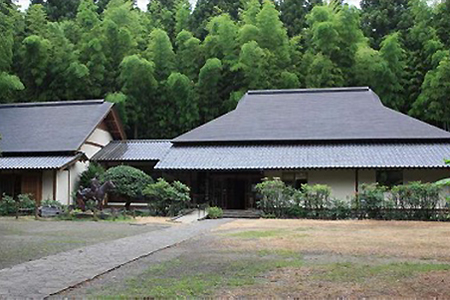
<box><xmin>227</xmin><ymin>179</ymin><xmax>246</xmax><ymax>209</ymax></box>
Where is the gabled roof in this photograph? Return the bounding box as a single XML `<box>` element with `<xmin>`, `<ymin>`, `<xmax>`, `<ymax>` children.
<box><xmin>92</xmin><ymin>140</ymin><xmax>172</xmax><ymax>162</ymax></box>
<box><xmin>173</xmin><ymin>87</ymin><xmax>450</xmax><ymax>143</ymax></box>
<box><xmin>0</xmin><ymin>100</ymin><xmax>124</xmax><ymax>153</ymax></box>
<box><xmin>155</xmin><ymin>142</ymin><xmax>450</xmax><ymax>170</ymax></box>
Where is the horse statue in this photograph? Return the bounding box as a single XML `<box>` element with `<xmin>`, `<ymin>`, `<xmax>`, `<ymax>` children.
<box><xmin>76</xmin><ymin>178</ymin><xmax>116</xmax><ymax>211</ymax></box>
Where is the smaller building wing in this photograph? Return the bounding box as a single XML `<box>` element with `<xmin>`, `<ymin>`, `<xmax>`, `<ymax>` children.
<box><xmin>155</xmin><ymin>143</ymin><xmax>450</xmax><ymax>170</ymax></box>
<box><xmin>91</xmin><ymin>140</ymin><xmax>172</xmax><ymax>162</ymax></box>
<box><xmin>0</xmin><ymin>154</ymin><xmax>83</xmax><ymax>170</ymax></box>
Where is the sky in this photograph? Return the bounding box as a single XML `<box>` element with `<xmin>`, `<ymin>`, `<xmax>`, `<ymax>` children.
<box><xmin>14</xmin><ymin>0</ymin><xmax>361</xmax><ymax>12</ymax></box>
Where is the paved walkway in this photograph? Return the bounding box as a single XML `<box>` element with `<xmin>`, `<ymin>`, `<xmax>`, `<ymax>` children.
<box><xmin>0</xmin><ymin>219</ymin><xmax>228</xmax><ymax>298</ymax></box>
<box><xmin>173</xmin><ymin>209</ymin><xmax>207</xmax><ymax>223</ymax></box>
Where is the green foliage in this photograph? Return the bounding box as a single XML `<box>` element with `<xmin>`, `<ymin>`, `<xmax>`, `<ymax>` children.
<box><xmin>41</xmin><ymin>199</ymin><xmax>63</xmax><ymax>209</ymax></box>
<box><xmin>78</xmin><ymin>162</ymin><xmax>105</xmax><ymax>189</ymax></box>
<box><xmin>302</xmin><ymin>184</ymin><xmax>331</xmax><ymax>209</ymax></box>
<box><xmin>255</xmin><ymin>178</ymin><xmax>300</xmax><ymax>218</ymax></box>
<box><xmin>143</xmin><ymin>178</ymin><xmax>191</xmax><ymax>217</ymax></box>
<box><xmin>102</xmin><ymin>165</ymin><xmax>153</xmax><ymax>200</ymax></box>
<box><xmin>354</xmin><ymin>183</ymin><xmax>387</xmax><ymax>219</ymax></box>
<box><xmin>0</xmin><ymin>194</ymin><xmax>35</xmax><ymax>216</ymax></box>
<box><xmin>207</xmin><ymin>206</ymin><xmax>223</xmax><ymax>219</ymax></box>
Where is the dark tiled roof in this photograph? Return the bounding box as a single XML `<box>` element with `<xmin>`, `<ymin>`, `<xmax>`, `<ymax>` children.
<box><xmin>155</xmin><ymin>143</ymin><xmax>450</xmax><ymax>170</ymax></box>
<box><xmin>0</xmin><ymin>100</ymin><xmax>114</xmax><ymax>153</ymax></box>
<box><xmin>91</xmin><ymin>140</ymin><xmax>172</xmax><ymax>161</ymax></box>
<box><xmin>0</xmin><ymin>154</ymin><xmax>82</xmax><ymax>170</ymax></box>
<box><xmin>173</xmin><ymin>87</ymin><xmax>450</xmax><ymax>143</ymax></box>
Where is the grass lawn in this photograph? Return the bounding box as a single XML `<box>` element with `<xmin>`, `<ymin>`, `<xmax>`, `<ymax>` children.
<box><xmin>0</xmin><ymin>216</ymin><xmax>171</xmax><ymax>270</ymax></box>
<box><xmin>61</xmin><ymin>219</ymin><xmax>450</xmax><ymax>298</ymax></box>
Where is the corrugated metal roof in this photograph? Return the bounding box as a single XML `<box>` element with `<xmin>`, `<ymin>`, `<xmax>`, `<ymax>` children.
<box><xmin>91</xmin><ymin>140</ymin><xmax>172</xmax><ymax>161</ymax></box>
<box><xmin>0</xmin><ymin>100</ymin><xmax>114</xmax><ymax>153</ymax></box>
<box><xmin>0</xmin><ymin>155</ymin><xmax>82</xmax><ymax>170</ymax></box>
<box><xmin>173</xmin><ymin>87</ymin><xmax>450</xmax><ymax>143</ymax></box>
<box><xmin>155</xmin><ymin>143</ymin><xmax>450</xmax><ymax>170</ymax></box>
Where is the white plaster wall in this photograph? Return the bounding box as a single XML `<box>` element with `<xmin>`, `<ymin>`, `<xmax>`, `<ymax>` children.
<box><xmin>87</xmin><ymin>128</ymin><xmax>113</xmax><ymax>146</ymax></box>
<box><xmin>308</xmin><ymin>169</ymin><xmax>356</xmax><ymax>201</ymax></box>
<box><xmin>56</xmin><ymin>169</ymin><xmax>70</xmax><ymax>205</ymax></box>
<box><xmin>41</xmin><ymin>170</ymin><xmax>54</xmax><ymax>201</ymax></box>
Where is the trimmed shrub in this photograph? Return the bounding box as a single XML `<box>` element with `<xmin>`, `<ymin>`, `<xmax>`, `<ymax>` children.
<box><xmin>353</xmin><ymin>184</ymin><xmax>387</xmax><ymax>219</ymax></box>
<box><xmin>102</xmin><ymin>165</ymin><xmax>153</xmax><ymax>205</ymax></box>
<box><xmin>207</xmin><ymin>206</ymin><xmax>223</xmax><ymax>219</ymax></box>
<box><xmin>255</xmin><ymin>178</ymin><xmax>300</xmax><ymax>218</ymax></box>
<box><xmin>144</xmin><ymin>178</ymin><xmax>191</xmax><ymax>216</ymax></box>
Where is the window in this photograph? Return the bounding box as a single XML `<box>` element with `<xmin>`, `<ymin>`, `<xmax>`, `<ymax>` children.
<box><xmin>282</xmin><ymin>172</ymin><xmax>307</xmax><ymax>189</ymax></box>
<box><xmin>376</xmin><ymin>170</ymin><xmax>403</xmax><ymax>187</ymax></box>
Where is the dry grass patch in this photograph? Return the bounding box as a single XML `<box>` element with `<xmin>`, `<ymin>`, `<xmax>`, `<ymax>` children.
<box><xmin>215</xmin><ymin>219</ymin><xmax>450</xmax><ymax>261</ymax></box>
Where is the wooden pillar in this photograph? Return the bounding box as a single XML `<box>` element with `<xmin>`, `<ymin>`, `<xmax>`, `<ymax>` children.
<box><xmin>355</xmin><ymin>168</ymin><xmax>359</xmax><ymax>195</ymax></box>
<box><xmin>53</xmin><ymin>170</ymin><xmax>57</xmax><ymax>201</ymax></box>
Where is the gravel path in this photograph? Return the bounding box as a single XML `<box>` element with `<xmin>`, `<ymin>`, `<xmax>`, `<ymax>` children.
<box><xmin>0</xmin><ymin>219</ymin><xmax>228</xmax><ymax>298</ymax></box>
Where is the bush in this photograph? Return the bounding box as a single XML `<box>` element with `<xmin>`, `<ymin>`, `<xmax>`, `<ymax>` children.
<box><xmin>144</xmin><ymin>178</ymin><xmax>191</xmax><ymax>216</ymax></box>
<box><xmin>102</xmin><ymin>165</ymin><xmax>153</xmax><ymax>205</ymax></box>
<box><xmin>78</xmin><ymin>163</ymin><xmax>105</xmax><ymax>189</ymax></box>
<box><xmin>0</xmin><ymin>193</ymin><xmax>35</xmax><ymax>216</ymax></box>
<box><xmin>207</xmin><ymin>206</ymin><xmax>223</xmax><ymax>219</ymax></box>
<box><xmin>0</xmin><ymin>194</ymin><xmax>16</xmax><ymax>215</ymax></box>
<box><xmin>353</xmin><ymin>184</ymin><xmax>387</xmax><ymax>219</ymax></box>
<box><xmin>255</xmin><ymin>178</ymin><xmax>301</xmax><ymax>218</ymax></box>
<box><xmin>390</xmin><ymin>182</ymin><xmax>441</xmax><ymax>220</ymax></box>
<box><xmin>41</xmin><ymin>199</ymin><xmax>63</xmax><ymax>209</ymax></box>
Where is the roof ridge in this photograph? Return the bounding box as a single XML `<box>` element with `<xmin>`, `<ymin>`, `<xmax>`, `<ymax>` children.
<box><xmin>113</xmin><ymin>139</ymin><xmax>173</xmax><ymax>143</ymax></box>
<box><xmin>247</xmin><ymin>87</ymin><xmax>370</xmax><ymax>95</ymax></box>
<box><xmin>0</xmin><ymin>99</ymin><xmax>105</xmax><ymax>109</ymax></box>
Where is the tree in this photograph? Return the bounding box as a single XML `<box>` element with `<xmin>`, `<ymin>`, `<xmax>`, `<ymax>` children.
<box><xmin>102</xmin><ymin>165</ymin><xmax>153</xmax><ymax>210</ymax></box>
<box><xmin>18</xmin><ymin>35</ymin><xmax>51</xmax><ymax>101</ymax></box>
<box><xmin>25</xmin><ymin>4</ymin><xmax>48</xmax><ymax>36</ymax></box>
<box><xmin>0</xmin><ymin>2</ymin><xmax>24</xmax><ymax>103</ymax></box>
<box><xmin>31</xmin><ymin>0</ymin><xmax>81</xmax><ymax>21</ymax></box>
<box><xmin>147</xmin><ymin>28</ymin><xmax>175</xmax><ymax>81</ymax></box>
<box><xmin>174</xmin><ymin>0</ymin><xmax>191</xmax><ymax>36</ymax></box>
<box><xmin>175</xmin><ymin>30</ymin><xmax>203</xmax><ymax>80</ymax></box>
<box><xmin>360</xmin><ymin>0</ymin><xmax>412</xmax><ymax>48</ymax></box>
<box><xmin>279</xmin><ymin>0</ymin><xmax>323</xmax><ymax>37</ymax></box>
<box><xmin>189</xmin><ymin>0</ymin><xmax>243</xmax><ymax>38</ymax></box>
<box><xmin>203</xmin><ymin>14</ymin><xmax>238</xmax><ymax>66</ymax></box>
<box><xmin>236</xmin><ymin>41</ymin><xmax>269</xmax><ymax>90</ymax></box>
<box><xmin>161</xmin><ymin>72</ymin><xmax>199</xmax><ymax>137</ymax></box>
<box><xmin>119</xmin><ymin>54</ymin><xmax>157</xmax><ymax>138</ymax></box>
<box><xmin>197</xmin><ymin>58</ymin><xmax>223</xmax><ymax>122</ymax></box>
<box><xmin>305</xmin><ymin>52</ymin><xmax>343</xmax><ymax>88</ymax></box>
<box><xmin>434</xmin><ymin>0</ymin><xmax>450</xmax><ymax>48</ymax></box>
<box><xmin>411</xmin><ymin>54</ymin><xmax>450</xmax><ymax>130</ymax></box>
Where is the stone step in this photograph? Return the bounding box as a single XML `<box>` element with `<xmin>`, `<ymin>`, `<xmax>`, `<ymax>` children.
<box><xmin>222</xmin><ymin>209</ymin><xmax>262</xmax><ymax>219</ymax></box>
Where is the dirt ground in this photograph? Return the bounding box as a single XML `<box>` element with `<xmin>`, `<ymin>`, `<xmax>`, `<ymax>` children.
<box><xmin>0</xmin><ymin>216</ymin><xmax>171</xmax><ymax>269</ymax></box>
<box><xmin>59</xmin><ymin>219</ymin><xmax>450</xmax><ymax>298</ymax></box>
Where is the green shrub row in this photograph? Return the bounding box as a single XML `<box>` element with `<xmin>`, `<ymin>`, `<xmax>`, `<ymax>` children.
<box><xmin>255</xmin><ymin>178</ymin><xmax>448</xmax><ymax>221</ymax></box>
<box><xmin>0</xmin><ymin>193</ymin><xmax>35</xmax><ymax>216</ymax></box>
